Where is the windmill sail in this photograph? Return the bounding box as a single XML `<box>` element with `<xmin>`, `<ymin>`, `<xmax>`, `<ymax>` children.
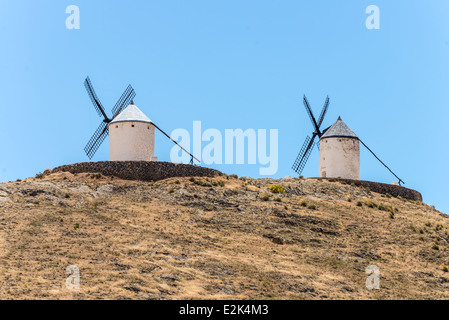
<box><xmin>85</xmin><ymin>121</ymin><xmax>109</xmax><ymax>160</ymax></box>
<box><xmin>292</xmin><ymin>95</ymin><xmax>330</xmax><ymax>176</ymax></box>
<box><xmin>83</xmin><ymin>77</ymin><xmax>135</xmax><ymax>159</ymax></box>
<box><xmin>85</xmin><ymin>77</ymin><xmax>108</xmax><ymax>119</ymax></box>
<box><xmin>111</xmin><ymin>85</ymin><xmax>135</xmax><ymax>118</ymax></box>
<box><xmin>292</xmin><ymin>135</ymin><xmax>316</xmax><ymax>176</ymax></box>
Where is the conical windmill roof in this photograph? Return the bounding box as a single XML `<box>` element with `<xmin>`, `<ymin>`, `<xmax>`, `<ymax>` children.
<box><xmin>321</xmin><ymin>117</ymin><xmax>358</xmax><ymax>139</ymax></box>
<box><xmin>110</xmin><ymin>104</ymin><xmax>153</xmax><ymax>124</ymax></box>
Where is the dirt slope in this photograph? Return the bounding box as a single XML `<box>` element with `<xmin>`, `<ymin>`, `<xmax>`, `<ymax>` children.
<box><xmin>0</xmin><ymin>172</ymin><xmax>447</xmax><ymax>300</ymax></box>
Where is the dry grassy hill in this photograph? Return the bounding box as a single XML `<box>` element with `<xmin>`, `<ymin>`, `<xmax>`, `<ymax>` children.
<box><xmin>0</xmin><ymin>171</ymin><xmax>447</xmax><ymax>300</ymax></box>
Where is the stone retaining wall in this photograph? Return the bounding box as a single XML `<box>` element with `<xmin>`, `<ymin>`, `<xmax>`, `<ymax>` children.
<box><xmin>323</xmin><ymin>178</ymin><xmax>422</xmax><ymax>201</ymax></box>
<box><xmin>52</xmin><ymin>161</ymin><xmax>222</xmax><ymax>182</ymax></box>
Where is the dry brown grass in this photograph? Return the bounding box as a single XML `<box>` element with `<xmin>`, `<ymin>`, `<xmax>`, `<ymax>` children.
<box><xmin>0</xmin><ymin>173</ymin><xmax>447</xmax><ymax>300</ymax></box>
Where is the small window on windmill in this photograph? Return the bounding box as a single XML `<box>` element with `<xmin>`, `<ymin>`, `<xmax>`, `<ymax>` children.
<box><xmin>116</xmin><ymin>125</ymin><xmax>118</xmax><ymax>128</ymax></box>
<box><xmin>132</xmin><ymin>124</ymin><xmax>135</xmax><ymax>128</ymax></box>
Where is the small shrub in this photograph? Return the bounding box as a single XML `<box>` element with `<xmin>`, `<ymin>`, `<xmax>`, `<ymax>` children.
<box><xmin>432</xmin><ymin>243</ymin><xmax>439</xmax><ymax>251</ymax></box>
<box><xmin>419</xmin><ymin>236</ymin><xmax>424</xmax><ymax>241</ymax></box>
<box><xmin>64</xmin><ymin>193</ymin><xmax>70</xmax><ymax>199</ymax></box>
<box><xmin>193</xmin><ymin>180</ymin><xmax>212</xmax><ymax>187</ymax></box>
<box><xmin>274</xmin><ymin>197</ymin><xmax>282</xmax><ymax>202</ymax></box>
<box><xmin>212</xmin><ymin>181</ymin><xmax>225</xmax><ymax>187</ymax></box>
<box><xmin>389</xmin><ymin>212</ymin><xmax>395</xmax><ymax>219</ymax></box>
<box><xmin>261</xmin><ymin>193</ymin><xmax>270</xmax><ymax>201</ymax></box>
<box><xmin>385</xmin><ymin>193</ymin><xmax>392</xmax><ymax>198</ymax></box>
<box><xmin>384</xmin><ymin>205</ymin><xmax>395</xmax><ymax>214</ymax></box>
<box><xmin>168</xmin><ymin>188</ymin><xmax>175</xmax><ymax>194</ymax></box>
<box><xmin>308</xmin><ymin>204</ymin><xmax>317</xmax><ymax>210</ymax></box>
<box><xmin>442</xmin><ymin>265</ymin><xmax>449</xmax><ymax>273</ymax></box>
<box><xmin>230</xmin><ymin>174</ymin><xmax>238</xmax><ymax>179</ymax></box>
<box><xmin>174</xmin><ymin>180</ymin><xmax>180</xmax><ymax>184</ymax></box>
<box><xmin>365</xmin><ymin>199</ymin><xmax>377</xmax><ymax>208</ymax></box>
<box><xmin>35</xmin><ymin>172</ymin><xmax>44</xmax><ymax>179</ymax></box>
<box><xmin>73</xmin><ymin>222</ymin><xmax>80</xmax><ymax>230</ymax></box>
<box><xmin>300</xmin><ymin>200</ymin><xmax>308</xmax><ymax>207</ymax></box>
<box><xmin>356</xmin><ymin>201</ymin><xmax>363</xmax><ymax>207</ymax></box>
<box><xmin>270</xmin><ymin>185</ymin><xmax>285</xmax><ymax>194</ymax></box>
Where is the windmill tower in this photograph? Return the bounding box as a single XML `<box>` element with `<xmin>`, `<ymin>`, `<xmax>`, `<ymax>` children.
<box><xmin>318</xmin><ymin>117</ymin><xmax>359</xmax><ymax>179</ymax></box>
<box><xmin>109</xmin><ymin>103</ymin><xmax>158</xmax><ymax>161</ymax></box>
<box><xmin>292</xmin><ymin>95</ymin><xmax>404</xmax><ymax>185</ymax></box>
<box><xmin>83</xmin><ymin>76</ymin><xmax>199</xmax><ymax>164</ymax></box>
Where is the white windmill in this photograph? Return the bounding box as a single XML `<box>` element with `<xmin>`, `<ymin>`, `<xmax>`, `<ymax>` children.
<box><xmin>83</xmin><ymin>77</ymin><xmax>199</xmax><ymax>164</ymax></box>
<box><xmin>292</xmin><ymin>95</ymin><xmax>404</xmax><ymax>185</ymax></box>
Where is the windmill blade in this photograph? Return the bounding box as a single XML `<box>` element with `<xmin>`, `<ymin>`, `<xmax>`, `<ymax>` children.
<box><xmin>292</xmin><ymin>134</ymin><xmax>316</xmax><ymax>176</ymax></box>
<box><xmin>303</xmin><ymin>95</ymin><xmax>320</xmax><ymax>133</ymax></box>
<box><xmin>151</xmin><ymin>122</ymin><xmax>200</xmax><ymax>164</ymax></box>
<box><xmin>84</xmin><ymin>77</ymin><xmax>109</xmax><ymax>120</ymax></box>
<box><xmin>111</xmin><ymin>85</ymin><xmax>136</xmax><ymax>119</ymax></box>
<box><xmin>84</xmin><ymin>121</ymin><xmax>109</xmax><ymax>160</ymax></box>
<box><xmin>317</xmin><ymin>96</ymin><xmax>330</xmax><ymax>128</ymax></box>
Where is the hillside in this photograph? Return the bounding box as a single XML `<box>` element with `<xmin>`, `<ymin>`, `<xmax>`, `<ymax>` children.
<box><xmin>0</xmin><ymin>171</ymin><xmax>447</xmax><ymax>300</ymax></box>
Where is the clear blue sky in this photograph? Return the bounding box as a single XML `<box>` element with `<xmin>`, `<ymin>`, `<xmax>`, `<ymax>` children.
<box><xmin>0</xmin><ymin>1</ymin><xmax>448</xmax><ymax>213</ymax></box>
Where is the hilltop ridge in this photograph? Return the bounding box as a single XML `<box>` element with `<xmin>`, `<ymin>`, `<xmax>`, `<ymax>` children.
<box><xmin>0</xmin><ymin>172</ymin><xmax>447</xmax><ymax>300</ymax></box>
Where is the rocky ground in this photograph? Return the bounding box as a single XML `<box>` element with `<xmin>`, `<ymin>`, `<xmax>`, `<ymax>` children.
<box><xmin>0</xmin><ymin>172</ymin><xmax>447</xmax><ymax>300</ymax></box>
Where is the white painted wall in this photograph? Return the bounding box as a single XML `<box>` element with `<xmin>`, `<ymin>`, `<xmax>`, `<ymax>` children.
<box><xmin>109</xmin><ymin>121</ymin><xmax>158</xmax><ymax>161</ymax></box>
<box><xmin>318</xmin><ymin>137</ymin><xmax>360</xmax><ymax>179</ymax></box>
